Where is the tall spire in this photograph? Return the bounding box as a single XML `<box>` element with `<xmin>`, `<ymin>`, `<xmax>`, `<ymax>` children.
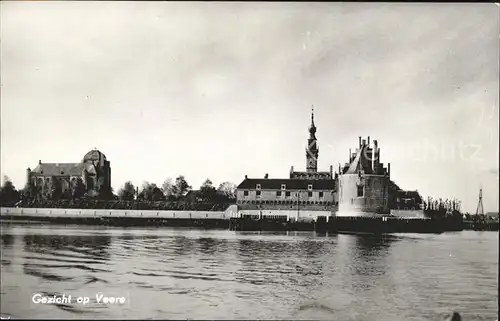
<box><xmin>309</xmin><ymin>105</ymin><xmax>316</xmax><ymax>138</ymax></box>
<box><xmin>306</xmin><ymin>105</ymin><xmax>318</xmax><ymax>172</ymax></box>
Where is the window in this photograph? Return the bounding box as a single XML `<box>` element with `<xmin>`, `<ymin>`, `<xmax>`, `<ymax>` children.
<box><xmin>308</xmin><ymin>184</ymin><xmax>313</xmax><ymax>191</ymax></box>
<box><xmin>308</xmin><ymin>192</ymin><xmax>313</xmax><ymax>197</ymax></box>
<box><xmin>256</xmin><ymin>184</ymin><xmax>261</xmax><ymax>190</ymax></box>
<box><xmin>319</xmin><ymin>192</ymin><xmax>324</xmax><ymax>198</ymax></box>
<box><xmin>244</xmin><ymin>190</ymin><xmax>249</xmax><ymax>196</ymax></box>
<box><xmin>281</xmin><ymin>184</ymin><xmax>286</xmax><ymax>190</ymax></box>
<box><xmin>256</xmin><ymin>191</ymin><xmax>261</xmax><ymax>198</ymax></box>
<box><xmin>357</xmin><ymin>185</ymin><xmax>364</xmax><ymax>197</ymax></box>
<box><xmin>276</xmin><ymin>191</ymin><xmax>282</xmax><ymax>197</ymax></box>
<box><xmin>285</xmin><ymin>191</ymin><xmax>291</xmax><ymax>197</ymax></box>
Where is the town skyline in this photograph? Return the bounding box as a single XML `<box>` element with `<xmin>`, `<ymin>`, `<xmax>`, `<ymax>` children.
<box><xmin>1</xmin><ymin>2</ymin><xmax>498</xmax><ymax>213</ymax></box>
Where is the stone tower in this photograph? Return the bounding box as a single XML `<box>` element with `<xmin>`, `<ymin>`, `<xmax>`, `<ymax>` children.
<box><xmin>306</xmin><ymin>106</ymin><xmax>319</xmax><ymax>173</ymax></box>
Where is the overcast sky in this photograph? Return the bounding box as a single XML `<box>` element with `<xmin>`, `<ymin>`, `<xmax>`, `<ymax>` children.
<box><xmin>1</xmin><ymin>2</ymin><xmax>498</xmax><ymax>213</ymax></box>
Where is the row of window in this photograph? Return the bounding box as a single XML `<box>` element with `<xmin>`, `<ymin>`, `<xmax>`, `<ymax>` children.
<box><xmin>238</xmin><ymin>200</ymin><xmax>335</xmax><ymax>205</ymax></box>
<box><xmin>255</xmin><ymin>184</ymin><xmax>317</xmax><ymax>191</ymax></box>
<box><xmin>243</xmin><ymin>190</ymin><xmax>326</xmax><ymax>198</ymax></box>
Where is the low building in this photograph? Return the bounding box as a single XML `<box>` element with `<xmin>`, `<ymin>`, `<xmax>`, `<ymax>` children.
<box><xmin>26</xmin><ymin>149</ymin><xmax>111</xmax><ymax>198</ymax></box>
<box><xmin>389</xmin><ymin>189</ymin><xmax>426</xmax><ymax>218</ymax></box>
<box><xmin>236</xmin><ymin>176</ymin><xmax>336</xmax><ymax>209</ymax></box>
<box><xmin>392</xmin><ymin>190</ymin><xmax>423</xmax><ymax>210</ymax></box>
<box><xmin>337</xmin><ymin>137</ymin><xmax>390</xmax><ymax>217</ymax></box>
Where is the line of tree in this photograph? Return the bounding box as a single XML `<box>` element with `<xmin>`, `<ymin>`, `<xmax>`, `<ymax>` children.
<box><xmin>118</xmin><ymin>176</ymin><xmax>236</xmax><ymax>202</ymax></box>
<box><xmin>0</xmin><ymin>176</ymin><xmax>20</xmax><ymax>207</ymax></box>
<box><xmin>0</xmin><ymin>175</ymin><xmax>237</xmax><ymax>208</ymax></box>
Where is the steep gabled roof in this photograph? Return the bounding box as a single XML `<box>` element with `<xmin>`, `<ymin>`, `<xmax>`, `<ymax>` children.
<box><xmin>31</xmin><ymin>163</ymin><xmax>84</xmax><ymax>176</ymax></box>
<box><xmin>345</xmin><ymin>146</ymin><xmax>363</xmax><ymax>174</ymax></box>
<box><xmin>237</xmin><ymin>178</ymin><xmax>335</xmax><ymax>190</ymax></box>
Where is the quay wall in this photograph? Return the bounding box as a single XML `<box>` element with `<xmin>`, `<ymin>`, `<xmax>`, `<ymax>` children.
<box><xmin>238</xmin><ymin>209</ymin><xmax>332</xmax><ymax>222</ymax></box>
<box><xmin>0</xmin><ymin>205</ymin><xmax>238</xmax><ymax>220</ymax></box>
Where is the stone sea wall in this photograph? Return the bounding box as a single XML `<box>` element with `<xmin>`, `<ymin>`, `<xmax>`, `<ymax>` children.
<box><xmin>0</xmin><ymin>205</ymin><xmax>238</xmax><ymax>220</ymax></box>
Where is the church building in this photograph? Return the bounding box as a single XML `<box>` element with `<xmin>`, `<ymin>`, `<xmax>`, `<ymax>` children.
<box><xmin>26</xmin><ymin>149</ymin><xmax>111</xmax><ymax>198</ymax></box>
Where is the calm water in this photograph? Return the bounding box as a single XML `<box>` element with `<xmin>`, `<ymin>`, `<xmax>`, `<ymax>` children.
<box><xmin>0</xmin><ymin>223</ymin><xmax>498</xmax><ymax>320</ymax></box>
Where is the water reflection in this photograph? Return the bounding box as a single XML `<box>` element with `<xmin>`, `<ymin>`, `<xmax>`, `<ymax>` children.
<box><xmin>237</xmin><ymin>239</ymin><xmax>296</xmax><ymax>258</ymax></box>
<box><xmin>299</xmin><ymin>240</ymin><xmax>326</xmax><ymax>258</ymax></box>
<box><xmin>22</xmin><ymin>234</ymin><xmax>112</xmax><ymax>283</ymax></box>
<box><xmin>173</xmin><ymin>236</ymin><xmax>194</xmax><ymax>256</ymax></box>
<box><xmin>1</xmin><ymin>233</ymin><xmax>15</xmax><ymax>248</ymax></box>
<box><xmin>353</xmin><ymin>234</ymin><xmax>396</xmax><ymax>259</ymax></box>
<box><xmin>336</xmin><ymin>234</ymin><xmax>398</xmax><ymax>295</ymax></box>
<box><xmin>1</xmin><ymin>226</ymin><xmax>497</xmax><ymax>321</ymax></box>
<box><xmin>23</xmin><ymin>234</ymin><xmax>111</xmax><ymax>259</ymax></box>
<box><xmin>197</xmin><ymin>237</ymin><xmax>217</xmax><ymax>255</ymax></box>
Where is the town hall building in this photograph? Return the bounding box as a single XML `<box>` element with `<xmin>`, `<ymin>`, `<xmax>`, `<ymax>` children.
<box><xmin>236</xmin><ymin>108</ymin><xmax>337</xmax><ymax>215</ymax></box>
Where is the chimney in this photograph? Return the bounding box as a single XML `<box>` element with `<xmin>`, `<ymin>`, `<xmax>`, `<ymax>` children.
<box><xmin>368</xmin><ymin>136</ymin><xmax>370</xmax><ymax>146</ymax></box>
<box><xmin>39</xmin><ymin>160</ymin><xmax>42</xmax><ymax>164</ymax></box>
<box><xmin>245</xmin><ymin>175</ymin><xmax>248</xmax><ymax>179</ymax></box>
<box><xmin>264</xmin><ymin>173</ymin><xmax>269</xmax><ymax>179</ymax></box>
<box><xmin>290</xmin><ymin>166</ymin><xmax>294</xmax><ymax>173</ymax></box>
<box><xmin>362</xmin><ymin>139</ymin><xmax>366</xmax><ymax>146</ymax></box>
<box><xmin>349</xmin><ymin>148</ymin><xmax>352</xmax><ymax>161</ymax></box>
<box><xmin>374</xmin><ymin>140</ymin><xmax>378</xmax><ymax>149</ymax></box>
<box><xmin>358</xmin><ymin>136</ymin><xmax>361</xmax><ymax>148</ymax></box>
<box><xmin>388</xmin><ymin>163</ymin><xmax>391</xmax><ymax>177</ymax></box>
<box><xmin>330</xmin><ymin>165</ymin><xmax>333</xmax><ymax>177</ymax></box>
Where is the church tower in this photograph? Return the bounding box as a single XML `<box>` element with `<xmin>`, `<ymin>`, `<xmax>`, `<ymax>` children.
<box><xmin>306</xmin><ymin>107</ymin><xmax>319</xmax><ymax>173</ymax></box>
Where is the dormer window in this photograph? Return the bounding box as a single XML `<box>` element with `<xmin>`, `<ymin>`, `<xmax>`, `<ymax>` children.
<box><xmin>281</xmin><ymin>184</ymin><xmax>286</xmax><ymax>190</ymax></box>
<box><xmin>256</xmin><ymin>184</ymin><xmax>261</xmax><ymax>190</ymax></box>
<box><xmin>308</xmin><ymin>184</ymin><xmax>313</xmax><ymax>191</ymax></box>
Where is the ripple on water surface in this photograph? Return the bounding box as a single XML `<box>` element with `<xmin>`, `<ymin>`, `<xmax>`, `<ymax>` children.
<box><xmin>0</xmin><ymin>225</ymin><xmax>498</xmax><ymax>320</ymax></box>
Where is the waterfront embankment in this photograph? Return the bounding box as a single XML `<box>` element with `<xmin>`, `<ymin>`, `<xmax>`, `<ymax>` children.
<box><xmin>0</xmin><ymin>206</ymin><xmax>238</xmax><ymax>228</ymax></box>
<box><xmin>3</xmin><ymin>206</ymin><xmax>496</xmax><ymax>232</ymax></box>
